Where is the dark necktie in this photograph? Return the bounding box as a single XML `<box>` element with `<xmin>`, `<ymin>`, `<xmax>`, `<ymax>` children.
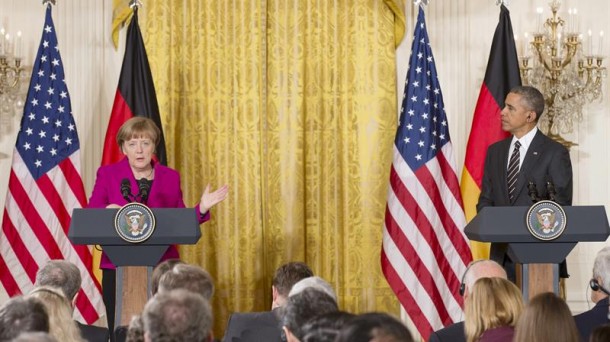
<box><xmin>507</xmin><ymin>141</ymin><xmax>521</xmax><ymax>202</ymax></box>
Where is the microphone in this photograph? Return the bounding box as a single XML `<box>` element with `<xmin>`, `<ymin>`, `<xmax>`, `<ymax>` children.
<box><xmin>527</xmin><ymin>181</ymin><xmax>540</xmax><ymax>203</ymax></box>
<box><xmin>137</xmin><ymin>178</ymin><xmax>151</xmax><ymax>205</ymax></box>
<box><xmin>121</xmin><ymin>178</ymin><xmax>132</xmax><ymax>202</ymax></box>
<box><xmin>546</xmin><ymin>180</ymin><xmax>557</xmax><ymax>202</ymax></box>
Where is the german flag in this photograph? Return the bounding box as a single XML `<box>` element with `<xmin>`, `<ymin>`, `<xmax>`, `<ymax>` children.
<box><xmin>460</xmin><ymin>4</ymin><xmax>521</xmax><ymax>259</ymax></box>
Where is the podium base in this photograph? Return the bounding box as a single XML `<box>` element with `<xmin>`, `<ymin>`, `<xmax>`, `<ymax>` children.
<box><xmin>115</xmin><ymin>266</ymin><xmax>152</xmax><ymax>326</ymax></box>
<box><xmin>516</xmin><ymin>263</ymin><xmax>558</xmax><ymax>301</ymax></box>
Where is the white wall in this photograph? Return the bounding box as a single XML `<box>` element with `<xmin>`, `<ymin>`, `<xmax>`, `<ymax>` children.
<box><xmin>0</xmin><ymin>0</ymin><xmax>609</xmax><ymax>315</ymax></box>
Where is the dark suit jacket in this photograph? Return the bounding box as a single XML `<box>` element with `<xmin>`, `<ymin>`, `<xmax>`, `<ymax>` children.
<box><xmin>77</xmin><ymin>321</ymin><xmax>110</xmax><ymax>342</ymax></box>
<box><xmin>222</xmin><ymin>309</ymin><xmax>282</xmax><ymax>342</ymax></box>
<box><xmin>574</xmin><ymin>297</ymin><xmax>610</xmax><ymax>341</ymax></box>
<box><xmin>428</xmin><ymin>321</ymin><xmax>465</xmax><ymax>342</ymax></box>
<box><xmin>477</xmin><ymin>130</ymin><xmax>572</xmax><ymax>270</ymax></box>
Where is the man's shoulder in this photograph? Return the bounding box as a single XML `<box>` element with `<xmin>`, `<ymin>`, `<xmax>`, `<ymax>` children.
<box><xmin>488</xmin><ymin>136</ymin><xmax>512</xmax><ymax>150</ymax></box>
<box><xmin>75</xmin><ymin>321</ymin><xmax>110</xmax><ymax>342</ymax></box>
<box><xmin>228</xmin><ymin>310</ymin><xmax>278</xmax><ymax>322</ymax></box>
<box><xmin>428</xmin><ymin>321</ymin><xmax>465</xmax><ymax>342</ymax></box>
<box><xmin>223</xmin><ymin>310</ymin><xmax>282</xmax><ymax>342</ymax></box>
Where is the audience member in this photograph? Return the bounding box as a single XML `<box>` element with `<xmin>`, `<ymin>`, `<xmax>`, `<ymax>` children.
<box><xmin>35</xmin><ymin>260</ymin><xmax>109</xmax><ymax>342</ymax></box>
<box><xmin>157</xmin><ymin>263</ymin><xmax>214</xmax><ymax>300</ymax></box>
<box><xmin>0</xmin><ymin>296</ymin><xmax>49</xmax><ymax>341</ymax></box>
<box><xmin>12</xmin><ymin>331</ymin><xmax>58</xmax><ymax>342</ymax></box>
<box><xmin>428</xmin><ymin>259</ymin><xmax>507</xmax><ymax>342</ymax></box>
<box><xmin>222</xmin><ymin>261</ymin><xmax>313</xmax><ymax>342</ymax></box>
<box><xmin>589</xmin><ymin>323</ymin><xmax>610</xmax><ymax>342</ymax></box>
<box><xmin>125</xmin><ymin>315</ymin><xmax>144</xmax><ymax>342</ymax></box>
<box><xmin>28</xmin><ymin>286</ymin><xmax>85</xmax><ymax>342</ymax></box>
<box><xmin>150</xmin><ymin>258</ymin><xmax>184</xmax><ymax>296</ymax></box>
<box><xmin>281</xmin><ymin>288</ymin><xmax>339</xmax><ymax>342</ymax></box>
<box><xmin>464</xmin><ymin>277</ymin><xmax>523</xmax><ymax>342</ymax></box>
<box><xmin>300</xmin><ymin>310</ymin><xmax>355</xmax><ymax>342</ymax></box>
<box><xmin>574</xmin><ymin>246</ymin><xmax>610</xmax><ymax>341</ymax></box>
<box><xmin>288</xmin><ymin>276</ymin><xmax>337</xmax><ymax>302</ymax></box>
<box><xmin>334</xmin><ymin>312</ymin><xmax>414</xmax><ymax>342</ymax></box>
<box><xmin>142</xmin><ymin>289</ymin><xmax>213</xmax><ymax>342</ymax></box>
<box><xmin>514</xmin><ymin>292</ymin><xmax>580</xmax><ymax>342</ymax></box>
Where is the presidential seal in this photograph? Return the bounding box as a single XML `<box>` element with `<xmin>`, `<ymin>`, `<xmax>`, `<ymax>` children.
<box><xmin>114</xmin><ymin>203</ymin><xmax>156</xmax><ymax>243</ymax></box>
<box><xmin>526</xmin><ymin>200</ymin><xmax>567</xmax><ymax>241</ymax></box>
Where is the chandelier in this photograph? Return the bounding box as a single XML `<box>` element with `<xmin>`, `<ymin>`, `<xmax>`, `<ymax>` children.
<box><xmin>518</xmin><ymin>0</ymin><xmax>606</xmax><ymax>148</ymax></box>
<box><xmin>0</xmin><ymin>27</ymin><xmax>29</xmax><ymax>152</ymax></box>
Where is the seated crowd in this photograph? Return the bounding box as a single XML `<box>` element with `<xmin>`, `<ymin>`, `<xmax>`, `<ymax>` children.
<box><xmin>4</xmin><ymin>247</ymin><xmax>610</xmax><ymax>342</ymax></box>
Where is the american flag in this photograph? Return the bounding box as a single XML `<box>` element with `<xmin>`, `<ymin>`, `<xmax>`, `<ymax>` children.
<box><xmin>0</xmin><ymin>6</ymin><xmax>105</xmax><ymax>324</ymax></box>
<box><xmin>381</xmin><ymin>7</ymin><xmax>472</xmax><ymax>339</ymax></box>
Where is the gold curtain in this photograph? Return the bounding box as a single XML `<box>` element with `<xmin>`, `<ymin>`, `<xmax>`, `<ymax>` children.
<box><xmin>137</xmin><ymin>0</ymin><xmax>402</xmax><ymax>336</ymax></box>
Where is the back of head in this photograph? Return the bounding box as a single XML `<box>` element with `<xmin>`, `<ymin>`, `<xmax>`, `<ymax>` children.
<box><xmin>300</xmin><ymin>310</ymin><xmax>355</xmax><ymax>342</ymax></box>
<box><xmin>35</xmin><ymin>260</ymin><xmax>82</xmax><ymax>300</ymax></box>
<box><xmin>509</xmin><ymin>85</ymin><xmax>545</xmax><ymax>118</ymax></box>
<box><xmin>272</xmin><ymin>262</ymin><xmax>314</xmax><ymax>297</ymax></box>
<box><xmin>464</xmin><ymin>277</ymin><xmax>523</xmax><ymax>342</ymax></box>
<box><xmin>125</xmin><ymin>315</ymin><xmax>144</xmax><ymax>342</ymax></box>
<box><xmin>590</xmin><ymin>323</ymin><xmax>610</xmax><ymax>342</ymax></box>
<box><xmin>288</xmin><ymin>276</ymin><xmax>337</xmax><ymax>302</ymax></box>
<box><xmin>514</xmin><ymin>292</ymin><xmax>580</xmax><ymax>342</ymax></box>
<box><xmin>281</xmin><ymin>288</ymin><xmax>339</xmax><ymax>341</ymax></box>
<box><xmin>0</xmin><ymin>296</ymin><xmax>49</xmax><ymax>341</ymax></box>
<box><xmin>158</xmin><ymin>263</ymin><xmax>214</xmax><ymax>300</ymax></box>
<box><xmin>151</xmin><ymin>259</ymin><xmax>184</xmax><ymax>296</ymax></box>
<box><xmin>334</xmin><ymin>312</ymin><xmax>414</xmax><ymax>342</ymax></box>
<box><xmin>142</xmin><ymin>289</ymin><xmax>212</xmax><ymax>342</ymax></box>
<box><xmin>592</xmin><ymin>246</ymin><xmax>610</xmax><ymax>291</ymax></box>
<box><xmin>28</xmin><ymin>286</ymin><xmax>84</xmax><ymax>342</ymax></box>
<box><xmin>462</xmin><ymin>259</ymin><xmax>507</xmax><ymax>296</ymax></box>
<box><xmin>12</xmin><ymin>331</ymin><xmax>58</xmax><ymax>342</ymax></box>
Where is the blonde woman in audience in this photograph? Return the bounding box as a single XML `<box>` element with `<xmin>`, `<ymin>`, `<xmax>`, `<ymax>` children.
<box><xmin>28</xmin><ymin>286</ymin><xmax>84</xmax><ymax>342</ymax></box>
<box><xmin>464</xmin><ymin>277</ymin><xmax>523</xmax><ymax>342</ymax></box>
<box><xmin>514</xmin><ymin>292</ymin><xmax>580</xmax><ymax>342</ymax></box>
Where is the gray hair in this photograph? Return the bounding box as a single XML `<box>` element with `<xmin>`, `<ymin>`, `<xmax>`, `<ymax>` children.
<box><xmin>463</xmin><ymin>259</ymin><xmax>507</xmax><ymax>295</ymax></box>
<box><xmin>142</xmin><ymin>289</ymin><xmax>212</xmax><ymax>342</ymax></box>
<box><xmin>288</xmin><ymin>276</ymin><xmax>337</xmax><ymax>302</ymax></box>
<box><xmin>35</xmin><ymin>260</ymin><xmax>82</xmax><ymax>300</ymax></box>
<box><xmin>158</xmin><ymin>264</ymin><xmax>215</xmax><ymax>300</ymax></box>
<box><xmin>593</xmin><ymin>246</ymin><xmax>610</xmax><ymax>290</ymax></box>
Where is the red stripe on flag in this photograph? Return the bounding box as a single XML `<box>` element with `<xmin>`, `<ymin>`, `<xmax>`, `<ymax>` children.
<box><xmin>381</xmin><ymin>249</ymin><xmax>434</xmax><ymax>336</ymax></box>
<box><xmin>37</xmin><ymin>174</ymin><xmax>71</xmax><ymax>233</ymax></box>
<box><xmin>59</xmin><ymin>158</ymin><xmax>88</xmax><ymax>208</ymax></box>
<box><xmin>8</xmin><ymin>171</ymin><xmax>63</xmax><ymax>260</ymax></box>
<box><xmin>75</xmin><ymin>287</ymin><xmax>99</xmax><ymax>323</ymax></box>
<box><xmin>0</xmin><ymin>252</ymin><xmax>22</xmax><ymax>295</ymax></box>
<box><xmin>1</xmin><ymin>209</ymin><xmax>39</xmax><ymax>286</ymax></box>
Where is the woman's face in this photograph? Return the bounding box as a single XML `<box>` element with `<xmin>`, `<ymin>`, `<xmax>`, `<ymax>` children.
<box><xmin>122</xmin><ymin>135</ymin><xmax>154</xmax><ymax>171</ymax></box>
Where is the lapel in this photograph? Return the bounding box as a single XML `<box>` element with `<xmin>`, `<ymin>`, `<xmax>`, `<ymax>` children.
<box><xmin>511</xmin><ymin>130</ymin><xmax>545</xmax><ymax>203</ymax></box>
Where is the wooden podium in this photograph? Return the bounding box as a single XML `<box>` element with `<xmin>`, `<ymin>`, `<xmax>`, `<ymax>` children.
<box><xmin>465</xmin><ymin>205</ymin><xmax>610</xmax><ymax>300</ymax></box>
<box><xmin>69</xmin><ymin>207</ymin><xmax>201</xmax><ymax>326</ymax></box>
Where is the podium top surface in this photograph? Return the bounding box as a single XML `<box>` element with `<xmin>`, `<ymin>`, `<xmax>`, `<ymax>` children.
<box><xmin>69</xmin><ymin>208</ymin><xmax>201</xmax><ymax>246</ymax></box>
<box><xmin>465</xmin><ymin>205</ymin><xmax>610</xmax><ymax>243</ymax></box>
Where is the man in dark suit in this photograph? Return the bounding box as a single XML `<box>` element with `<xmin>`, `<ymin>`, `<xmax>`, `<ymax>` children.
<box><xmin>477</xmin><ymin>85</ymin><xmax>573</xmax><ymax>279</ymax></box>
<box><xmin>574</xmin><ymin>246</ymin><xmax>610</xmax><ymax>341</ymax></box>
<box><xmin>222</xmin><ymin>262</ymin><xmax>313</xmax><ymax>342</ymax></box>
<box><xmin>428</xmin><ymin>259</ymin><xmax>506</xmax><ymax>342</ymax></box>
<box><xmin>35</xmin><ymin>260</ymin><xmax>109</xmax><ymax>342</ymax></box>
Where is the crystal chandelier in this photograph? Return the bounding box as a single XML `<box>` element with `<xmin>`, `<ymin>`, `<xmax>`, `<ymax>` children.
<box><xmin>0</xmin><ymin>27</ymin><xmax>29</xmax><ymax>152</ymax></box>
<box><xmin>519</xmin><ymin>1</ymin><xmax>606</xmax><ymax>148</ymax></box>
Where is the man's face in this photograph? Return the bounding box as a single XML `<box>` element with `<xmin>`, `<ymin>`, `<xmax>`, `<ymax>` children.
<box><xmin>501</xmin><ymin>92</ymin><xmax>535</xmax><ymax>138</ymax></box>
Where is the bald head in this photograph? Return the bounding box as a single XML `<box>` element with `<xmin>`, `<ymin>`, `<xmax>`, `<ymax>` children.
<box><xmin>463</xmin><ymin>260</ymin><xmax>507</xmax><ymax>297</ymax></box>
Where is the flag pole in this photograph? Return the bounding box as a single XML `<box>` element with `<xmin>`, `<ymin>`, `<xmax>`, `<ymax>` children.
<box><xmin>129</xmin><ymin>0</ymin><xmax>143</xmax><ymax>9</ymax></box>
<box><xmin>42</xmin><ymin>0</ymin><xmax>56</xmax><ymax>6</ymax></box>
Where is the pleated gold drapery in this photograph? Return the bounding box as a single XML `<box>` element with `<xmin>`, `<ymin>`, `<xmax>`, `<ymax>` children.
<box><xmin>133</xmin><ymin>0</ymin><xmax>403</xmax><ymax>336</ymax></box>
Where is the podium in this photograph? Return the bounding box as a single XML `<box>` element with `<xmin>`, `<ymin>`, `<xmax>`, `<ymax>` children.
<box><xmin>69</xmin><ymin>207</ymin><xmax>201</xmax><ymax>326</ymax></box>
<box><xmin>465</xmin><ymin>205</ymin><xmax>610</xmax><ymax>300</ymax></box>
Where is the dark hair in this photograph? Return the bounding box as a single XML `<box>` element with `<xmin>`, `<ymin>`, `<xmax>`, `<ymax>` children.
<box><xmin>35</xmin><ymin>260</ymin><xmax>82</xmax><ymax>300</ymax></box>
<box><xmin>590</xmin><ymin>323</ymin><xmax>610</xmax><ymax>342</ymax></box>
<box><xmin>0</xmin><ymin>296</ymin><xmax>49</xmax><ymax>341</ymax></box>
<box><xmin>509</xmin><ymin>85</ymin><xmax>545</xmax><ymax>120</ymax></box>
<box><xmin>335</xmin><ymin>312</ymin><xmax>414</xmax><ymax>342</ymax></box>
<box><xmin>158</xmin><ymin>264</ymin><xmax>215</xmax><ymax>300</ymax></box>
<box><xmin>272</xmin><ymin>262</ymin><xmax>314</xmax><ymax>297</ymax></box>
<box><xmin>151</xmin><ymin>259</ymin><xmax>185</xmax><ymax>295</ymax></box>
<box><xmin>281</xmin><ymin>288</ymin><xmax>338</xmax><ymax>340</ymax></box>
<box><xmin>301</xmin><ymin>311</ymin><xmax>355</xmax><ymax>342</ymax></box>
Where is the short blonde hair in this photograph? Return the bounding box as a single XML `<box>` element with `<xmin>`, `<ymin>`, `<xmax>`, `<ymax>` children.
<box><xmin>116</xmin><ymin>117</ymin><xmax>160</xmax><ymax>152</ymax></box>
<box><xmin>464</xmin><ymin>277</ymin><xmax>523</xmax><ymax>342</ymax></box>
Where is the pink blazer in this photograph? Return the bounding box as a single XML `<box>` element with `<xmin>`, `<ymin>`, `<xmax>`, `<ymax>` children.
<box><xmin>88</xmin><ymin>158</ymin><xmax>209</xmax><ymax>269</ymax></box>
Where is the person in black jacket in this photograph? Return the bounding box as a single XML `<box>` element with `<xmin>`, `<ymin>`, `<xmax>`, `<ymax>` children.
<box><xmin>574</xmin><ymin>246</ymin><xmax>610</xmax><ymax>341</ymax></box>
